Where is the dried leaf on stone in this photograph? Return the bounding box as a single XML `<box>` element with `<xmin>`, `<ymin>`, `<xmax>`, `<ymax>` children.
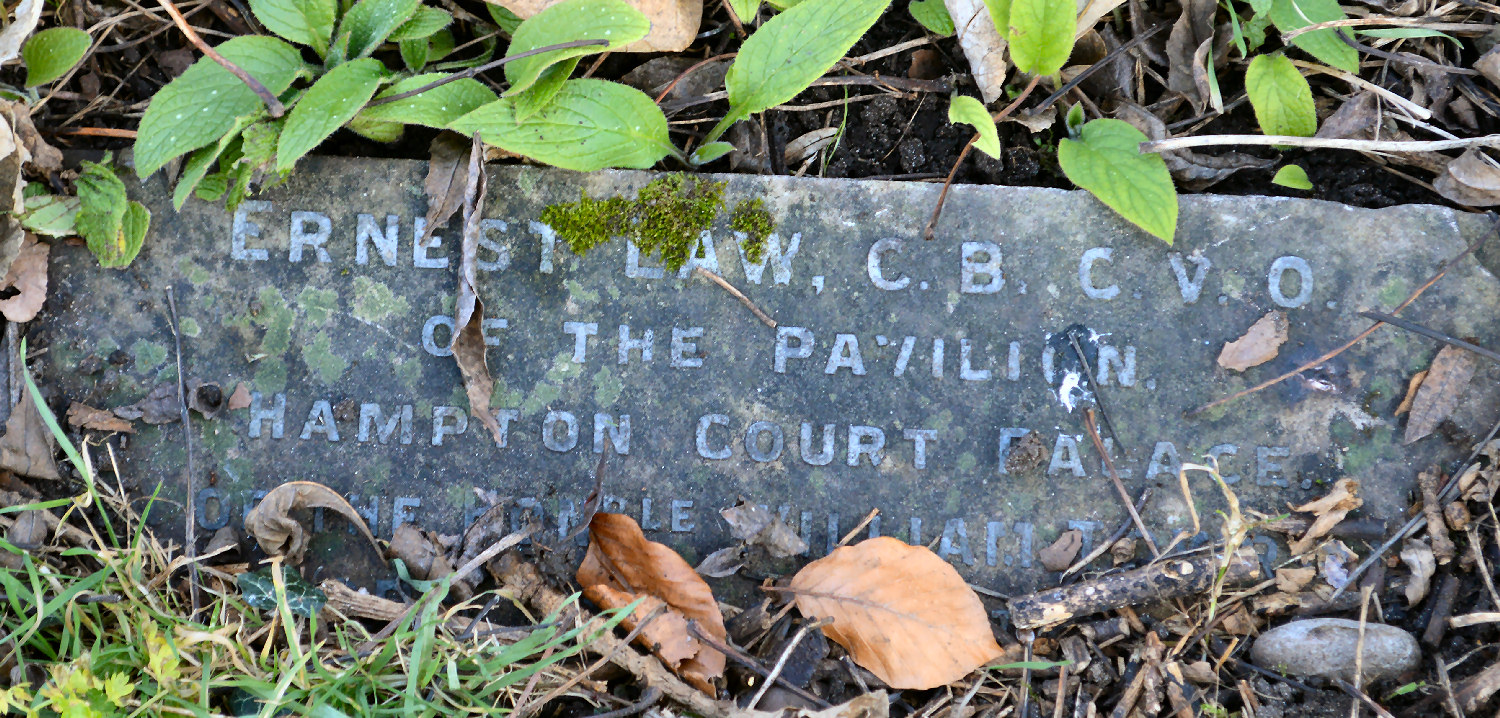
<box><xmin>448</xmin><ymin>137</ymin><xmax>507</xmax><ymax>447</ymax></box>
<box><xmin>1404</xmin><ymin>345</ymin><xmax>1477</xmax><ymax>444</ymax></box>
<box><xmin>186</xmin><ymin>379</ymin><xmax>225</xmax><ymax>419</ymax></box>
<box><xmin>1274</xmin><ymin>566</ymin><xmax>1316</xmax><ymax>593</ymax></box>
<box><xmin>113</xmin><ymin>382</ymin><xmax>180</xmax><ymax>424</ymax></box>
<box><xmin>244</xmin><ymin>481</ymin><xmax>381</xmax><ymax>564</ymax></box>
<box><xmin>945</xmin><ymin>0</ymin><xmax>1008</xmax><ymax>104</ymax></box>
<box><xmin>0</xmin><ymin>391</ymin><xmax>59</xmax><ymax>480</ymax></box>
<box><xmin>730</xmin><ymin>690</ymin><xmax>890</xmax><ymax>718</ymax></box>
<box><xmin>226</xmin><ymin>382</ymin><xmax>252</xmax><ymax>411</ymax></box>
<box><xmin>1399</xmin><ymin>539</ymin><xmax>1435</xmax><ymax>605</ymax></box>
<box><xmin>421</xmin><ymin>134</ymin><xmax>469</xmax><ymax>248</ymax></box>
<box><xmin>1038</xmin><ymin>529</ymin><xmax>1082</xmax><ymax>571</ymax></box>
<box><xmin>576</xmin><ymin>512</ymin><xmax>727</xmax><ymax>694</ymax></box>
<box><xmin>1218</xmin><ymin>311</ymin><xmax>1288</xmax><ymax>371</ymax></box>
<box><xmin>721</xmin><ymin>501</ymin><xmax>807</xmax><ymax>558</ymax></box>
<box><xmin>1164</xmin><ymin>0</ymin><xmax>1214</xmax><ymax>113</ymax></box>
<box><xmin>389</xmin><ymin>523</ymin><xmax>473</xmax><ymax>597</ymax></box>
<box><xmin>1434</xmin><ymin>149</ymin><xmax>1500</xmax><ymax>207</ymax></box>
<box><xmin>695</xmin><ymin>546</ymin><xmax>745</xmax><ymax>578</ymax></box>
<box><xmin>490</xmin><ymin>0</ymin><xmax>702</xmax><ymax>52</ymax></box>
<box><xmin>66</xmin><ymin>402</ymin><xmax>134</xmax><ymax>433</ymax></box>
<box><xmin>788</xmin><ymin>536</ymin><xmax>1002</xmax><ymax>689</ymax></box>
<box><xmin>0</xmin><ymin>234</ymin><xmax>46</xmax><ymax>322</ymax></box>
<box><xmin>1288</xmin><ymin>478</ymin><xmax>1361</xmax><ymax>555</ymax></box>
<box><xmin>1394</xmin><ymin>370</ymin><xmax>1427</xmax><ymax>416</ymax></box>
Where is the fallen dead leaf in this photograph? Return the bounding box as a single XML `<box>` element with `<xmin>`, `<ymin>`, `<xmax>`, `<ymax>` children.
<box><xmin>1110</xmin><ymin>536</ymin><xmax>1137</xmax><ymax>565</ymax></box>
<box><xmin>389</xmin><ymin>523</ymin><xmax>473</xmax><ymax>598</ymax></box>
<box><xmin>420</xmin><ymin>134</ymin><xmax>469</xmax><ymax>250</ymax></box>
<box><xmin>1115</xmin><ymin>101</ymin><xmax>1270</xmax><ymax>190</ymax></box>
<box><xmin>1316</xmin><ymin>92</ymin><xmax>1378</xmax><ymax>141</ymax></box>
<box><xmin>66</xmin><ymin>402</ymin><xmax>135</xmax><ymax>433</ymax></box>
<box><xmin>449</xmin><ymin>137</ymin><xmax>509</xmax><ymax>448</ymax></box>
<box><xmin>1400</xmin><ymin>538</ymin><xmax>1435</xmax><ymax>606</ymax></box>
<box><xmin>1404</xmin><ymin>345</ymin><xmax>1477</xmax><ymax>444</ymax></box>
<box><xmin>0</xmin><ymin>0</ymin><xmax>42</xmax><ymax>67</ymax></box>
<box><xmin>4</xmin><ymin>101</ymin><xmax>59</xmax><ymax>174</ymax></box>
<box><xmin>576</xmin><ymin>512</ymin><xmax>726</xmax><ymax>694</ymax></box>
<box><xmin>0</xmin><ymin>391</ymin><xmax>59</xmax><ymax>480</ymax></box>
<box><xmin>1218</xmin><ymin>311</ymin><xmax>1288</xmax><ymax>372</ymax></box>
<box><xmin>694</xmin><ymin>546</ymin><xmax>744</xmax><ymax>578</ymax></box>
<box><xmin>186</xmin><ymin>379</ymin><xmax>225</xmax><ymax>419</ymax></box>
<box><xmin>730</xmin><ymin>690</ymin><xmax>889</xmax><ymax>718</ymax></box>
<box><xmin>1288</xmin><ymin>478</ymin><xmax>1361</xmax><ymax>555</ymax></box>
<box><xmin>244</xmin><ymin>481</ymin><xmax>381</xmax><ymax>564</ymax></box>
<box><xmin>113</xmin><ymin>382</ymin><xmax>180</xmax><ymax>424</ymax></box>
<box><xmin>0</xmin><ymin>234</ymin><xmax>47</xmax><ymax>322</ymax></box>
<box><xmin>945</xmin><ymin>0</ymin><xmax>1008</xmax><ymax>104</ymax></box>
<box><xmin>721</xmin><ymin>501</ymin><xmax>807</xmax><ymax>559</ymax></box>
<box><xmin>1434</xmin><ymin>149</ymin><xmax>1500</xmax><ymax>206</ymax></box>
<box><xmin>490</xmin><ymin>0</ymin><xmax>702</xmax><ymax>52</ymax></box>
<box><xmin>788</xmin><ymin>536</ymin><xmax>1002</xmax><ymax>690</ymax></box>
<box><xmin>1004</xmin><ymin>430</ymin><xmax>1049</xmax><ymax>473</ymax></box>
<box><xmin>1165</xmin><ymin>0</ymin><xmax>1214</xmax><ymax>114</ymax></box>
<box><xmin>226</xmin><ymin>382</ymin><xmax>252</xmax><ymax>411</ymax></box>
<box><xmin>1274</xmin><ymin>566</ymin><xmax>1316</xmax><ymax>593</ymax></box>
<box><xmin>1038</xmin><ymin>529</ymin><xmax>1082</xmax><ymax>572</ymax></box>
<box><xmin>1394</xmin><ymin>370</ymin><xmax>1427</xmax><ymax>416</ymax></box>
<box><xmin>1418</xmin><ymin>467</ymin><xmax>1457</xmax><ymax>564</ymax></box>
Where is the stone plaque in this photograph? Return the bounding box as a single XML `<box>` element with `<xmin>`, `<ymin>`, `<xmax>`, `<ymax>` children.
<box><xmin>31</xmin><ymin>157</ymin><xmax>1500</xmax><ymax>590</ymax></box>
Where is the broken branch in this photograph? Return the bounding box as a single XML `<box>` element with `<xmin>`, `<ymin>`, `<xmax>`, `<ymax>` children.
<box><xmin>154</xmin><ymin>0</ymin><xmax>285</xmax><ymax>117</ymax></box>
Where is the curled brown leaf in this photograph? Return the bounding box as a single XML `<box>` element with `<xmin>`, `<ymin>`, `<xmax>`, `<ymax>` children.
<box><xmin>244</xmin><ymin>481</ymin><xmax>381</xmax><ymax>564</ymax></box>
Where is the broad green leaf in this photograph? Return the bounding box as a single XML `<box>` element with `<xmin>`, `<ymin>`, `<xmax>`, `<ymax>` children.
<box><xmin>1245</xmin><ymin>54</ymin><xmax>1315</xmax><ymax>136</ymax></box>
<box><xmin>359</xmin><ymin>73</ymin><xmax>497</xmax><ymax>127</ymax></box>
<box><xmin>277</xmin><ymin>57</ymin><xmax>385</xmax><ymax>171</ymax></box>
<box><xmin>349</xmin><ymin>115</ymin><xmax>405</xmax><ymax>141</ymax></box>
<box><xmin>910</xmin><ymin>0</ymin><xmax>954</xmax><ymax>35</ymax></box>
<box><xmin>77</xmin><ymin>160</ymin><xmax>150</xmax><ymax>268</ymax></box>
<box><xmin>511</xmin><ymin>58</ymin><xmax>576</xmax><ymax>120</ymax></box>
<box><xmin>400</xmin><ymin>38</ymin><xmax>428</xmax><ymax>70</ymax></box>
<box><xmin>1007</xmin><ymin>0</ymin><xmax>1075</xmax><ymax>76</ymax></box>
<box><xmin>237</xmin><ymin>568</ymin><xmax>327</xmax><ymax>617</ymax></box>
<box><xmin>134</xmin><ymin>36</ymin><xmax>303</xmax><ymax>178</ymax></box>
<box><xmin>450</xmin><ymin>78</ymin><xmax>674</xmax><ymax>171</ymax></box>
<box><xmin>19</xmin><ymin>195</ymin><xmax>79</xmax><ymax>237</ymax></box>
<box><xmin>389</xmin><ymin>7</ymin><xmax>452</xmax><ymax>41</ymax></box>
<box><xmin>949</xmin><ymin>95</ymin><xmax>999</xmax><ymax>158</ymax></box>
<box><xmin>339</xmin><ymin>0</ymin><xmax>421</xmax><ymax>59</ymax></box>
<box><xmin>690</xmin><ymin>141</ymin><xmax>735</xmax><ymax>165</ymax></box>
<box><xmin>1057</xmin><ymin>118</ymin><xmax>1177</xmax><ymax>244</ymax></box>
<box><xmin>1269</xmin><ymin>0</ymin><xmax>1357</xmax><ymax>73</ymax></box>
<box><xmin>504</xmin><ymin>0</ymin><xmax>649</xmax><ymax>97</ymax></box>
<box><xmin>22</xmin><ymin>28</ymin><xmax>90</xmax><ymax>87</ymax></box>
<box><xmin>249</xmin><ymin>0</ymin><xmax>336</xmax><ymax>55</ymax></box>
<box><xmin>719</xmin><ymin>0</ymin><xmax>892</xmax><ymax>135</ymax></box>
<box><xmin>113</xmin><ymin>202</ymin><xmax>150</xmax><ymax>268</ymax></box>
<box><xmin>1064</xmin><ymin>102</ymin><xmax>1084</xmax><ymax>134</ymax></box>
<box><xmin>1244</xmin><ymin>11</ymin><xmax>1272</xmax><ymax>51</ymax></box>
<box><xmin>984</xmin><ymin>0</ymin><xmax>1012</xmax><ymax>41</ymax></box>
<box><xmin>173</xmin><ymin>113</ymin><xmax>258</xmax><ymax>209</ymax></box>
<box><xmin>1246</xmin><ymin>0</ymin><xmax>1272</xmax><ymax>15</ymax></box>
<box><xmin>227</xmin><ymin>122</ymin><xmax>286</xmax><ymax>211</ymax></box>
<box><xmin>1272</xmin><ymin>164</ymin><xmax>1312</xmax><ymax>189</ymax></box>
<box><xmin>728</xmin><ymin>0</ymin><xmax>761</xmax><ymax>22</ymax></box>
<box><xmin>487</xmin><ymin>4</ymin><xmax>525</xmax><ymax>35</ymax></box>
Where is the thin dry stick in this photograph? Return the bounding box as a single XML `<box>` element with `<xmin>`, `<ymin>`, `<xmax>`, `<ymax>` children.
<box><xmin>1084</xmin><ymin>409</ymin><xmax>1160</xmax><ymax>558</ymax></box>
<box><xmin>836</xmin><ymin>508</ymin><xmax>880</xmax><ymax>548</ymax></box>
<box><xmin>953</xmin><ymin>672</ymin><xmax>989</xmax><ymax>718</ymax></box>
<box><xmin>1028</xmin><ymin>22</ymin><xmax>1171</xmax><ymax>115</ymax></box>
<box><xmin>747</xmin><ymin>618</ymin><xmax>832</xmax><ymax>709</ymax></box>
<box><xmin>1280</xmin><ymin>16</ymin><xmax>1489</xmax><ymax>41</ymax></box>
<box><xmin>154</xmin><ymin>0</ymin><xmax>284</xmax><ymax>117</ymax></box>
<box><xmin>1188</xmin><ymin>221</ymin><xmax>1495</xmax><ymax>417</ymax></box>
<box><xmin>923</xmin><ymin>75</ymin><xmax>1042</xmax><ymax>241</ymax></box>
<box><xmin>516</xmin><ymin>605</ymin><xmax>668</xmax><ymax>718</ymax></box>
<box><xmin>1359</xmin><ymin>311</ymin><xmax>1500</xmax><ymax>364</ymax></box>
<box><xmin>366</xmin><ymin>39</ymin><xmax>610</xmax><ymax>107</ymax></box>
<box><xmin>686</xmin><ymin>621</ymin><xmax>830</xmax><ymax>707</ymax></box>
<box><xmin>696</xmin><ymin>267</ymin><xmax>777</xmax><ymax>328</ymax></box>
<box><xmin>1141</xmin><ymin>134</ymin><xmax>1500</xmax><ymax>153</ymax></box>
<box><xmin>1352</xmin><ymin>585</ymin><xmax>1373</xmax><ymax>718</ymax></box>
<box><xmin>1062</xmin><ymin>487</ymin><xmax>1153</xmax><ymax>577</ymax></box>
<box><xmin>165</xmin><ymin>287</ymin><xmax>200</xmax><ymax>615</ymax></box>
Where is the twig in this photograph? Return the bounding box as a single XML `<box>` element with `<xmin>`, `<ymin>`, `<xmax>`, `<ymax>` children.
<box><xmin>1018</xmin><ymin>630</ymin><xmax>1035</xmax><ymax>718</ymax></box>
<box><xmin>590</xmin><ymin>687</ymin><xmax>661</xmax><ymax>718</ymax></box>
<box><xmin>1358</xmin><ymin>311</ymin><xmax>1500</xmax><ymax>364</ymax></box>
<box><xmin>1188</xmin><ymin>219</ymin><xmax>1495</xmax><ymax>417</ymax></box>
<box><xmin>837</xmin><ymin>508</ymin><xmax>880</xmax><ymax>548</ymax></box>
<box><xmin>747</xmin><ymin>618</ymin><xmax>831</xmax><ymax>709</ymax></box>
<box><xmin>1280</xmin><ymin>16</ymin><xmax>1490</xmax><ymax>41</ymax></box>
<box><xmin>841</xmin><ymin>36</ymin><xmax>936</xmax><ymax>68</ymax></box>
<box><xmin>923</xmin><ymin>75</ymin><xmax>1041</xmax><ymax>241</ymax></box>
<box><xmin>1071</xmin><ymin>330</ymin><xmax>1128</xmax><ymax>458</ymax></box>
<box><xmin>1352</xmin><ymin>585</ymin><xmax>1373</xmax><ymax>718</ymax></box>
<box><xmin>1333</xmin><ymin>679</ymin><xmax>1397</xmax><ymax>718</ymax></box>
<box><xmin>1028</xmin><ymin>23</ymin><xmax>1170</xmax><ymax>115</ymax></box>
<box><xmin>1084</xmin><ymin>409</ymin><xmax>1159</xmax><ymax>558</ymax></box>
<box><xmin>1009</xmin><ymin>549</ymin><xmax>1261</xmax><ymax>629</ymax></box>
<box><xmin>1141</xmin><ymin>134</ymin><xmax>1499</xmax><ymax>153</ymax></box>
<box><xmin>685</xmin><ymin>620</ymin><xmax>832</xmax><ymax>708</ymax></box>
<box><xmin>165</xmin><ymin>287</ymin><xmax>200</xmax><ymax>615</ymax></box>
<box><xmin>1335</xmin><ymin>30</ymin><xmax>1481</xmax><ymax>75</ymax></box>
<box><xmin>49</xmin><ymin>127</ymin><xmax>138</xmax><ymax>138</ymax></box>
<box><xmin>516</xmin><ymin>605</ymin><xmax>668</xmax><ymax>718</ymax></box>
<box><xmin>1449</xmin><ymin>611</ymin><xmax>1500</xmax><ymax>628</ymax></box>
<box><xmin>695</xmin><ymin>267</ymin><xmax>777</xmax><ymax>328</ymax></box>
<box><xmin>1062</xmin><ymin>487</ymin><xmax>1153</xmax><ymax>578</ymax></box>
<box><xmin>365</xmin><ymin>39</ymin><xmax>610</xmax><ymax>107</ymax></box>
<box><xmin>154</xmin><ymin>0</ymin><xmax>284</xmax><ymax>117</ymax></box>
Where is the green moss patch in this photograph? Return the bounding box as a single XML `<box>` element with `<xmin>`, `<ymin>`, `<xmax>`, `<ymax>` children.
<box><xmin>730</xmin><ymin>199</ymin><xmax>773</xmax><ymax>263</ymax></box>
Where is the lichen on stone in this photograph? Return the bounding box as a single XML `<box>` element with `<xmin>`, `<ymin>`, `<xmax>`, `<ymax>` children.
<box><xmin>730</xmin><ymin>198</ymin><xmax>773</xmax><ymax>264</ymax></box>
<box><xmin>541</xmin><ymin>175</ymin><xmax>747</xmax><ymax>273</ymax></box>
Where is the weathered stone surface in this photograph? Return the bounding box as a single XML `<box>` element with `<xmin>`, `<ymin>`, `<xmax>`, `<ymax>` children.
<box><xmin>1251</xmin><ymin>618</ymin><xmax>1420</xmax><ymax>682</ymax></box>
<box><xmin>29</xmin><ymin>157</ymin><xmax>1500</xmax><ymax>590</ymax></box>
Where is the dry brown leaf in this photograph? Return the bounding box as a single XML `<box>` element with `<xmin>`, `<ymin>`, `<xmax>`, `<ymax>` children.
<box><xmin>694</xmin><ymin>546</ymin><xmax>744</xmax><ymax>578</ymax></box>
<box><xmin>1434</xmin><ymin>148</ymin><xmax>1500</xmax><ymax>206</ymax></box>
<box><xmin>1004</xmin><ymin>429</ymin><xmax>1049</xmax><ymax>473</ymax></box>
<box><xmin>490</xmin><ymin>0</ymin><xmax>702</xmax><ymax>52</ymax></box>
<box><xmin>421</xmin><ymin>134</ymin><xmax>469</xmax><ymax>248</ymax></box>
<box><xmin>1274</xmin><ymin>566</ymin><xmax>1316</xmax><ymax>593</ymax></box>
<box><xmin>730</xmin><ymin>690</ymin><xmax>889</xmax><ymax>718</ymax></box>
<box><xmin>576</xmin><ymin>512</ymin><xmax>726</xmax><ymax>694</ymax></box>
<box><xmin>1114</xmin><ymin>101</ymin><xmax>1268</xmax><ymax>190</ymax></box>
<box><xmin>0</xmin><ymin>391</ymin><xmax>59</xmax><ymax>480</ymax></box>
<box><xmin>721</xmin><ymin>501</ymin><xmax>807</xmax><ymax>558</ymax></box>
<box><xmin>1218</xmin><ymin>311</ymin><xmax>1288</xmax><ymax>372</ymax></box>
<box><xmin>0</xmin><ymin>234</ymin><xmax>46</xmax><ymax>322</ymax></box>
<box><xmin>1038</xmin><ymin>529</ymin><xmax>1082</xmax><ymax>572</ymax></box>
<box><xmin>66</xmin><ymin>402</ymin><xmax>135</xmax><ymax>433</ymax></box>
<box><xmin>112</xmin><ymin>382</ymin><xmax>181</xmax><ymax>425</ymax></box>
<box><xmin>789</xmin><ymin>536</ymin><xmax>1002</xmax><ymax>690</ymax></box>
<box><xmin>390</xmin><ymin>523</ymin><xmax>473</xmax><ymax>599</ymax></box>
<box><xmin>1165</xmin><ymin>0</ymin><xmax>1214</xmax><ymax>114</ymax></box>
<box><xmin>1399</xmin><ymin>538</ymin><xmax>1435</xmax><ymax>606</ymax></box>
<box><xmin>244</xmin><ymin>481</ymin><xmax>381</xmax><ymax>564</ymax></box>
<box><xmin>1404</xmin><ymin>345</ymin><xmax>1477</xmax><ymax>444</ymax></box>
<box><xmin>448</xmin><ymin>137</ymin><xmax>508</xmax><ymax>447</ymax></box>
<box><xmin>1317</xmin><ymin>92</ymin><xmax>1378</xmax><ymax>141</ymax></box>
<box><xmin>1394</xmin><ymin>370</ymin><xmax>1427</xmax><ymax>416</ymax></box>
<box><xmin>945</xmin><ymin>0</ymin><xmax>1008</xmax><ymax>104</ymax></box>
<box><xmin>1288</xmin><ymin>478</ymin><xmax>1361</xmax><ymax>555</ymax></box>
<box><xmin>226</xmin><ymin>382</ymin><xmax>252</xmax><ymax>411</ymax></box>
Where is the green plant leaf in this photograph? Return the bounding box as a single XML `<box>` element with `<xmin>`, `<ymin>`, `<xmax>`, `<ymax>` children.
<box><xmin>134</xmin><ymin>36</ymin><xmax>303</xmax><ymax>178</ymax></box>
<box><xmin>505</xmin><ymin>0</ymin><xmax>649</xmax><ymax>97</ymax></box>
<box><xmin>728</xmin><ymin>0</ymin><xmax>761</xmax><ymax>22</ymax></box>
<box><xmin>172</xmin><ymin>113</ymin><xmax>259</xmax><ymax>209</ymax></box>
<box><xmin>1244</xmin><ymin>11</ymin><xmax>1272</xmax><ymax>51</ymax></box>
<box><xmin>1271</xmin><ymin>164</ymin><xmax>1312</xmax><ymax>189</ymax></box>
<box><xmin>690</xmin><ymin>141</ymin><xmax>736</xmax><ymax>165</ymax></box>
<box><xmin>277</xmin><ymin>57</ymin><xmax>385</xmax><ymax>171</ymax></box>
<box><xmin>1358</xmin><ymin>27</ymin><xmax>1456</xmax><ymax>42</ymax></box>
<box><xmin>450</xmin><ymin>78</ymin><xmax>674</xmax><ymax>171</ymax></box>
<box><xmin>1268</xmin><ymin>0</ymin><xmax>1357</xmax><ymax>72</ymax></box>
<box><xmin>77</xmin><ymin>159</ymin><xmax>150</xmax><ymax>268</ymax></box>
<box><xmin>19</xmin><ymin>194</ymin><xmax>79</xmax><ymax>237</ymax></box>
<box><xmin>1007</xmin><ymin>0</ymin><xmax>1074</xmax><ymax>75</ymax></box>
<box><xmin>338</xmin><ymin>0</ymin><xmax>421</xmax><ymax>59</ymax></box>
<box><xmin>488</xmin><ymin>4</ymin><xmax>525</xmax><ymax>34</ymax></box>
<box><xmin>389</xmin><ymin>7</ymin><xmax>452</xmax><ymax>42</ymax></box>
<box><xmin>237</xmin><ymin>568</ymin><xmax>327</xmax><ymax>617</ymax></box>
<box><xmin>226</xmin><ymin>121</ymin><xmax>285</xmax><ymax>211</ymax></box>
<box><xmin>358</xmin><ymin>74</ymin><xmax>497</xmax><ymax>127</ymax></box>
<box><xmin>1065</xmin><ymin>102</ymin><xmax>1084</xmax><ymax>134</ymax></box>
<box><xmin>984</xmin><ymin>0</ymin><xmax>1012</xmax><ymax>36</ymax></box>
<box><xmin>949</xmin><ymin>94</ymin><xmax>999</xmax><ymax>158</ymax></box>
<box><xmin>717</xmin><ymin>0</ymin><xmax>891</xmax><ymax>137</ymax></box>
<box><xmin>1058</xmin><ymin>118</ymin><xmax>1177</xmax><ymax>244</ymax></box>
<box><xmin>349</xmin><ymin>115</ymin><xmax>405</xmax><ymax>141</ymax></box>
<box><xmin>910</xmin><ymin>0</ymin><xmax>954</xmax><ymax>34</ymax></box>
<box><xmin>1245</xmin><ymin>53</ymin><xmax>1315</xmax><ymax>136</ymax></box>
<box><xmin>400</xmin><ymin>38</ymin><xmax>428</xmax><ymax>70</ymax></box>
<box><xmin>116</xmin><ymin>202</ymin><xmax>150</xmax><ymax>268</ymax></box>
<box><xmin>511</xmin><ymin>58</ymin><xmax>577</xmax><ymax>120</ymax></box>
<box><xmin>22</xmin><ymin>28</ymin><xmax>90</xmax><ymax>87</ymax></box>
<box><xmin>249</xmin><ymin>0</ymin><xmax>336</xmax><ymax>56</ymax></box>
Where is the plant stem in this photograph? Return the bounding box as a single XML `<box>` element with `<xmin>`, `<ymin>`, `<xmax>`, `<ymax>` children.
<box><xmin>922</xmin><ymin>74</ymin><xmax>1041</xmax><ymax>241</ymax></box>
<box><xmin>155</xmin><ymin>0</ymin><xmax>285</xmax><ymax>117</ymax></box>
<box><xmin>364</xmin><ymin>39</ymin><xmax>610</xmax><ymax>108</ymax></box>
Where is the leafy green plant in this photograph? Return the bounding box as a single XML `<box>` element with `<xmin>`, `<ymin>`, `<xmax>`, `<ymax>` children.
<box><xmin>1268</xmin><ymin>0</ymin><xmax>1357</xmax><ymax>72</ymax></box>
<box><xmin>1005</xmin><ymin>0</ymin><xmax>1076</xmax><ymax>76</ymax></box>
<box><xmin>1245</xmin><ymin>53</ymin><xmax>1316</xmax><ymax>137</ymax></box>
<box><xmin>949</xmin><ymin>95</ymin><xmax>999</xmax><ymax>158</ymax></box>
<box><xmin>1058</xmin><ymin>119</ymin><xmax>1178</xmax><ymax>244</ymax></box>
<box><xmin>21</xmin><ymin>27</ymin><xmax>90</xmax><ymax>87</ymax></box>
<box><xmin>1271</xmin><ymin>164</ymin><xmax>1312</xmax><ymax>189</ymax></box>
<box><xmin>910</xmin><ymin>0</ymin><xmax>955</xmax><ymax>35</ymax></box>
<box><xmin>76</xmin><ymin>158</ymin><xmax>152</xmax><ymax>268</ymax></box>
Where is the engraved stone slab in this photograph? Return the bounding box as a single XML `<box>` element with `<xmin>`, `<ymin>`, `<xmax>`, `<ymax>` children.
<box><xmin>32</xmin><ymin>157</ymin><xmax>1500</xmax><ymax>591</ymax></box>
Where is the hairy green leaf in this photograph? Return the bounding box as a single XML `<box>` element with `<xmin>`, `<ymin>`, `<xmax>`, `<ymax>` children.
<box><xmin>1008</xmin><ymin>0</ymin><xmax>1074</xmax><ymax>75</ymax></box>
<box><xmin>451</xmin><ymin>78</ymin><xmax>674</xmax><ymax>171</ymax></box>
<box><xmin>349</xmin><ymin>115</ymin><xmax>405</xmax><ymax>141</ymax></box>
<box><xmin>1245</xmin><ymin>54</ymin><xmax>1315</xmax><ymax>136</ymax></box>
<box><xmin>984</xmin><ymin>0</ymin><xmax>1012</xmax><ymax>40</ymax></box>
<box><xmin>1272</xmin><ymin>164</ymin><xmax>1312</xmax><ymax>189</ymax></box>
<box><xmin>400</xmin><ymin>38</ymin><xmax>428</xmax><ymax>70</ymax></box>
<box><xmin>77</xmin><ymin>160</ymin><xmax>150</xmax><ymax>268</ymax></box>
<box><xmin>949</xmin><ymin>95</ymin><xmax>999</xmax><ymax>158</ymax></box>
<box><xmin>1359</xmin><ymin>27</ymin><xmax>1455</xmax><ymax>42</ymax></box>
<box><xmin>249</xmin><ymin>0</ymin><xmax>336</xmax><ymax>55</ymax></box>
<box><xmin>1269</xmin><ymin>0</ymin><xmax>1357</xmax><ymax>72</ymax></box>
<box><xmin>359</xmin><ymin>74</ymin><xmax>497</xmax><ymax>127</ymax></box>
<box><xmin>718</xmin><ymin>0</ymin><xmax>891</xmax><ymax>136</ymax></box>
<box><xmin>1058</xmin><ymin>118</ymin><xmax>1177</xmax><ymax>244</ymax></box>
<box><xmin>172</xmin><ymin>114</ymin><xmax>258</xmax><ymax>209</ymax></box>
<box><xmin>488</xmin><ymin>4</ymin><xmax>525</xmax><ymax>34</ymax></box>
<box><xmin>690</xmin><ymin>141</ymin><xmax>736</xmax><ymax>165</ymax></box>
<box><xmin>909</xmin><ymin>0</ymin><xmax>954</xmax><ymax>35</ymax></box>
<box><xmin>277</xmin><ymin>57</ymin><xmax>385</xmax><ymax>171</ymax></box>
<box><xmin>227</xmin><ymin>122</ymin><xmax>287</xmax><ymax>211</ymax></box>
<box><xmin>134</xmin><ymin>36</ymin><xmax>303</xmax><ymax>178</ymax></box>
<box><xmin>339</xmin><ymin>0</ymin><xmax>420</xmax><ymax>59</ymax></box>
<box><xmin>389</xmin><ymin>7</ymin><xmax>452</xmax><ymax>42</ymax></box>
<box><xmin>19</xmin><ymin>195</ymin><xmax>79</xmax><ymax>237</ymax></box>
<box><xmin>22</xmin><ymin>28</ymin><xmax>90</xmax><ymax>87</ymax></box>
<box><xmin>511</xmin><ymin>58</ymin><xmax>576</xmax><ymax>120</ymax></box>
<box><xmin>728</xmin><ymin>0</ymin><xmax>761</xmax><ymax>22</ymax></box>
<box><xmin>505</xmin><ymin>0</ymin><xmax>649</xmax><ymax>96</ymax></box>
